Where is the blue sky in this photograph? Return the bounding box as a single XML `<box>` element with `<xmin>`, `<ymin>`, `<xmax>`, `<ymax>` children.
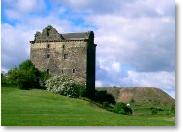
<box><xmin>1</xmin><ymin>0</ymin><xmax>175</xmax><ymax>97</ymax></box>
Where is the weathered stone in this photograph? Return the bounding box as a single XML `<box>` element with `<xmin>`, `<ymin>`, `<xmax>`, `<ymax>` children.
<box><xmin>30</xmin><ymin>25</ymin><xmax>96</xmax><ymax>98</ymax></box>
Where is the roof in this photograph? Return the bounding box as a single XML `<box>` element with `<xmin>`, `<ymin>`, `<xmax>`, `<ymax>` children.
<box><xmin>61</xmin><ymin>32</ymin><xmax>91</xmax><ymax>40</ymax></box>
<box><xmin>31</xmin><ymin>25</ymin><xmax>94</xmax><ymax>43</ymax></box>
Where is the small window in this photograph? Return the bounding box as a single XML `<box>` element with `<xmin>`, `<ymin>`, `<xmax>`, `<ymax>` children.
<box><xmin>63</xmin><ymin>45</ymin><xmax>65</xmax><ymax>49</ymax></box>
<box><xmin>72</xmin><ymin>69</ymin><xmax>75</xmax><ymax>73</ymax></box>
<box><xmin>47</xmin><ymin>69</ymin><xmax>49</xmax><ymax>74</ymax></box>
<box><xmin>47</xmin><ymin>44</ymin><xmax>50</xmax><ymax>48</ymax></box>
<box><xmin>47</xmin><ymin>29</ymin><xmax>50</xmax><ymax>36</ymax></box>
<box><xmin>47</xmin><ymin>54</ymin><xmax>50</xmax><ymax>58</ymax></box>
<box><xmin>61</xmin><ymin>69</ymin><xmax>64</xmax><ymax>73</ymax></box>
<box><xmin>64</xmin><ymin>54</ymin><xmax>68</xmax><ymax>59</ymax></box>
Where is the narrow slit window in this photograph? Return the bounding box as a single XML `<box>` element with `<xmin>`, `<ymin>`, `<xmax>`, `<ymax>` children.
<box><xmin>47</xmin><ymin>44</ymin><xmax>50</xmax><ymax>48</ymax></box>
<box><xmin>47</xmin><ymin>69</ymin><xmax>49</xmax><ymax>74</ymax></box>
<box><xmin>64</xmin><ymin>54</ymin><xmax>68</xmax><ymax>59</ymax></box>
<box><xmin>63</xmin><ymin>45</ymin><xmax>65</xmax><ymax>49</ymax></box>
<box><xmin>47</xmin><ymin>29</ymin><xmax>50</xmax><ymax>36</ymax></box>
<box><xmin>47</xmin><ymin>54</ymin><xmax>50</xmax><ymax>58</ymax></box>
<box><xmin>72</xmin><ymin>69</ymin><xmax>75</xmax><ymax>73</ymax></box>
<box><xmin>61</xmin><ymin>69</ymin><xmax>64</xmax><ymax>73</ymax></box>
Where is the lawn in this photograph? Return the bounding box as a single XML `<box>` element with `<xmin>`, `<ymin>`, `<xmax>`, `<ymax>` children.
<box><xmin>1</xmin><ymin>87</ymin><xmax>175</xmax><ymax>126</ymax></box>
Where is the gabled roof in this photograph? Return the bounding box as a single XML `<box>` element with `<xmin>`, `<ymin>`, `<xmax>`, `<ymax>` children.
<box><xmin>31</xmin><ymin>25</ymin><xmax>94</xmax><ymax>43</ymax></box>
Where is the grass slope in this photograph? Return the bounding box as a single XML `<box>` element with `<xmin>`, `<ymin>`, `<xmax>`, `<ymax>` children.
<box><xmin>1</xmin><ymin>87</ymin><xmax>175</xmax><ymax>126</ymax></box>
<box><xmin>96</xmin><ymin>87</ymin><xmax>175</xmax><ymax>114</ymax></box>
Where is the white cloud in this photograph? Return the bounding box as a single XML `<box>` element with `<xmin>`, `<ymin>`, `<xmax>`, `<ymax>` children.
<box><xmin>1</xmin><ymin>23</ymin><xmax>32</xmax><ymax>70</ymax></box>
<box><xmin>122</xmin><ymin>71</ymin><xmax>175</xmax><ymax>88</ymax></box>
<box><xmin>88</xmin><ymin>14</ymin><xmax>175</xmax><ymax>72</ymax></box>
<box><xmin>120</xmin><ymin>70</ymin><xmax>175</xmax><ymax>97</ymax></box>
<box><xmin>1</xmin><ymin>11</ymin><xmax>85</xmax><ymax>70</ymax></box>
<box><xmin>112</xmin><ymin>62</ymin><xmax>121</xmax><ymax>73</ymax></box>
<box><xmin>4</xmin><ymin>0</ymin><xmax>46</xmax><ymax>20</ymax></box>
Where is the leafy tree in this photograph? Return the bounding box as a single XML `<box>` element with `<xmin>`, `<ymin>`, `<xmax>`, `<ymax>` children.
<box><xmin>6</xmin><ymin>60</ymin><xmax>49</xmax><ymax>89</ymax></box>
<box><xmin>7</xmin><ymin>68</ymin><xmax>19</xmax><ymax>86</ymax></box>
<box><xmin>1</xmin><ymin>73</ymin><xmax>8</xmax><ymax>86</ymax></box>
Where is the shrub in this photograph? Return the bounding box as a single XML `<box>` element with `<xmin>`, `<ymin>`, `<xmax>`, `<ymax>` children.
<box><xmin>7</xmin><ymin>68</ymin><xmax>19</xmax><ymax>86</ymax></box>
<box><xmin>39</xmin><ymin>71</ymin><xmax>51</xmax><ymax>89</ymax></box>
<box><xmin>6</xmin><ymin>60</ymin><xmax>48</xmax><ymax>89</ymax></box>
<box><xmin>151</xmin><ymin>108</ymin><xmax>158</xmax><ymax>115</ymax></box>
<box><xmin>171</xmin><ymin>104</ymin><xmax>175</xmax><ymax>115</ymax></box>
<box><xmin>150</xmin><ymin>107</ymin><xmax>163</xmax><ymax>115</ymax></box>
<box><xmin>45</xmin><ymin>75</ymin><xmax>86</xmax><ymax>98</ymax></box>
<box><xmin>1</xmin><ymin>73</ymin><xmax>8</xmax><ymax>86</ymax></box>
<box><xmin>113</xmin><ymin>102</ymin><xmax>133</xmax><ymax>115</ymax></box>
<box><xmin>94</xmin><ymin>90</ymin><xmax>115</xmax><ymax>104</ymax></box>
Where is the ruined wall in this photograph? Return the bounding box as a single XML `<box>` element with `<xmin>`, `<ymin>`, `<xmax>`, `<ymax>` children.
<box><xmin>30</xmin><ymin>40</ymin><xmax>87</xmax><ymax>82</ymax></box>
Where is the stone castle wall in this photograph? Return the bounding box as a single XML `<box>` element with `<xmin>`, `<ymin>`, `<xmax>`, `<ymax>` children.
<box><xmin>30</xmin><ymin>40</ymin><xmax>87</xmax><ymax>82</ymax></box>
<box><xmin>30</xmin><ymin>25</ymin><xmax>96</xmax><ymax>98</ymax></box>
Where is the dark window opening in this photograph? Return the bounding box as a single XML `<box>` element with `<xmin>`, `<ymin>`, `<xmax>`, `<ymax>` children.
<box><xmin>64</xmin><ymin>54</ymin><xmax>68</xmax><ymax>59</ymax></box>
<box><xmin>63</xmin><ymin>45</ymin><xmax>65</xmax><ymax>49</ymax></box>
<box><xmin>47</xmin><ymin>29</ymin><xmax>50</xmax><ymax>36</ymax></box>
<box><xmin>72</xmin><ymin>69</ymin><xmax>75</xmax><ymax>73</ymax></box>
<box><xmin>61</xmin><ymin>69</ymin><xmax>64</xmax><ymax>73</ymax></box>
<box><xmin>47</xmin><ymin>44</ymin><xmax>50</xmax><ymax>48</ymax></box>
<box><xmin>47</xmin><ymin>54</ymin><xmax>50</xmax><ymax>58</ymax></box>
<box><xmin>47</xmin><ymin>69</ymin><xmax>49</xmax><ymax>74</ymax></box>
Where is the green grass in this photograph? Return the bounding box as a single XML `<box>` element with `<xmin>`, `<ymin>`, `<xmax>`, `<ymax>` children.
<box><xmin>1</xmin><ymin>87</ymin><xmax>175</xmax><ymax>126</ymax></box>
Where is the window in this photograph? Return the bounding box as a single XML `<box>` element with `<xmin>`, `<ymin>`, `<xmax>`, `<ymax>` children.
<box><xmin>47</xmin><ymin>28</ymin><xmax>50</xmax><ymax>36</ymax></box>
<box><xmin>47</xmin><ymin>54</ymin><xmax>50</xmax><ymax>58</ymax></box>
<box><xmin>64</xmin><ymin>54</ymin><xmax>68</xmax><ymax>59</ymax></box>
<box><xmin>47</xmin><ymin>69</ymin><xmax>49</xmax><ymax>74</ymax></box>
<box><xmin>47</xmin><ymin>44</ymin><xmax>50</xmax><ymax>48</ymax></box>
<box><xmin>72</xmin><ymin>69</ymin><xmax>75</xmax><ymax>73</ymax></box>
<box><xmin>61</xmin><ymin>69</ymin><xmax>64</xmax><ymax>73</ymax></box>
<box><xmin>62</xmin><ymin>45</ymin><xmax>65</xmax><ymax>49</ymax></box>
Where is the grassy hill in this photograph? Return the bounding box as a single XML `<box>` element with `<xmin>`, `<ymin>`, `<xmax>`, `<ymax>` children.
<box><xmin>96</xmin><ymin>87</ymin><xmax>175</xmax><ymax>115</ymax></box>
<box><xmin>1</xmin><ymin>87</ymin><xmax>175</xmax><ymax>126</ymax></box>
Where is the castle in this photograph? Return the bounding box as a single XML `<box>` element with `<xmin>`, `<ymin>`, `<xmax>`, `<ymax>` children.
<box><xmin>30</xmin><ymin>25</ymin><xmax>96</xmax><ymax>97</ymax></box>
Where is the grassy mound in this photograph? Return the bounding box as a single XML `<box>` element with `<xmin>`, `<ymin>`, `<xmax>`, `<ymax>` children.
<box><xmin>1</xmin><ymin>87</ymin><xmax>175</xmax><ymax>126</ymax></box>
<box><xmin>97</xmin><ymin>87</ymin><xmax>175</xmax><ymax>116</ymax></box>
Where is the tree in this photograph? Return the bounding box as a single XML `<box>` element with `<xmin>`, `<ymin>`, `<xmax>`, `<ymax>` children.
<box><xmin>1</xmin><ymin>73</ymin><xmax>8</xmax><ymax>86</ymax></box>
<box><xmin>7</xmin><ymin>60</ymin><xmax>49</xmax><ymax>89</ymax></box>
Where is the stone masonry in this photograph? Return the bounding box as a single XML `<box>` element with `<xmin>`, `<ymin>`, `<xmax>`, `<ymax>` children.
<box><xmin>30</xmin><ymin>25</ymin><xmax>96</xmax><ymax>97</ymax></box>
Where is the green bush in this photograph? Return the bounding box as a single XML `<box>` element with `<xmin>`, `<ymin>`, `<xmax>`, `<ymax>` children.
<box><xmin>94</xmin><ymin>90</ymin><xmax>115</xmax><ymax>104</ymax></box>
<box><xmin>151</xmin><ymin>108</ymin><xmax>158</xmax><ymax>115</ymax></box>
<box><xmin>170</xmin><ymin>104</ymin><xmax>175</xmax><ymax>115</ymax></box>
<box><xmin>39</xmin><ymin>71</ymin><xmax>51</xmax><ymax>89</ymax></box>
<box><xmin>1</xmin><ymin>73</ymin><xmax>8</xmax><ymax>86</ymax></box>
<box><xmin>6</xmin><ymin>60</ymin><xmax>48</xmax><ymax>89</ymax></box>
<box><xmin>45</xmin><ymin>75</ymin><xmax>86</xmax><ymax>98</ymax></box>
<box><xmin>150</xmin><ymin>107</ymin><xmax>164</xmax><ymax>115</ymax></box>
<box><xmin>113</xmin><ymin>102</ymin><xmax>133</xmax><ymax>115</ymax></box>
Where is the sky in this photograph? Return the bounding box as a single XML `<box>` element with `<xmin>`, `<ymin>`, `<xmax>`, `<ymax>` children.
<box><xmin>1</xmin><ymin>0</ymin><xmax>175</xmax><ymax>97</ymax></box>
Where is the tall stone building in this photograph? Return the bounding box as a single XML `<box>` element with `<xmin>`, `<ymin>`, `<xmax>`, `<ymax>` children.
<box><xmin>30</xmin><ymin>25</ymin><xmax>96</xmax><ymax>97</ymax></box>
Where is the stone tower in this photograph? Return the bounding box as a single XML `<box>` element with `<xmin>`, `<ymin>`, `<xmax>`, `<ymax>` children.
<box><xmin>30</xmin><ymin>25</ymin><xmax>96</xmax><ymax>98</ymax></box>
